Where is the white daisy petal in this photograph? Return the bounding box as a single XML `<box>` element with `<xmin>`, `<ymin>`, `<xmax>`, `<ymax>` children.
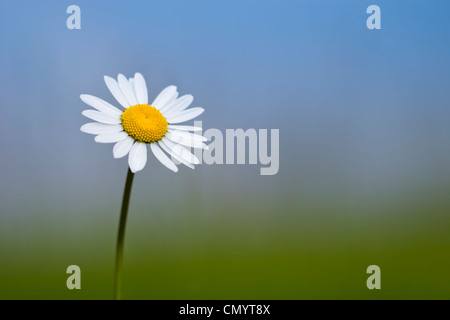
<box><xmin>95</xmin><ymin>131</ymin><xmax>128</xmax><ymax>143</ymax></box>
<box><xmin>158</xmin><ymin>141</ymin><xmax>194</xmax><ymax>169</ymax></box>
<box><xmin>128</xmin><ymin>142</ymin><xmax>147</xmax><ymax>173</ymax></box>
<box><xmin>152</xmin><ymin>85</ymin><xmax>178</xmax><ymax>110</ymax></box>
<box><xmin>113</xmin><ymin>136</ymin><xmax>134</xmax><ymax>159</ymax></box>
<box><xmin>167</xmin><ymin>125</ymin><xmax>202</xmax><ymax>132</ymax></box>
<box><xmin>169</xmin><ymin>129</ymin><xmax>207</xmax><ymax>142</ymax></box>
<box><xmin>117</xmin><ymin>74</ymin><xmax>138</xmax><ymax>106</ymax></box>
<box><xmin>166</xmin><ymin>107</ymin><xmax>205</xmax><ymax>124</ymax></box>
<box><xmin>104</xmin><ymin>76</ymin><xmax>130</xmax><ymax>108</ymax></box>
<box><xmin>165</xmin><ymin>130</ymin><xmax>206</xmax><ymax>149</ymax></box>
<box><xmin>161</xmin><ymin>94</ymin><xmax>194</xmax><ymax>116</ymax></box>
<box><xmin>82</xmin><ymin>110</ymin><xmax>121</xmax><ymax>124</ymax></box>
<box><xmin>166</xmin><ymin>94</ymin><xmax>179</xmax><ymax>110</ymax></box>
<box><xmin>133</xmin><ymin>72</ymin><xmax>148</xmax><ymax>105</ymax></box>
<box><xmin>150</xmin><ymin>143</ymin><xmax>178</xmax><ymax>172</ymax></box>
<box><xmin>80</xmin><ymin>94</ymin><xmax>122</xmax><ymax>117</ymax></box>
<box><xmin>129</xmin><ymin>78</ymin><xmax>135</xmax><ymax>98</ymax></box>
<box><xmin>162</xmin><ymin>137</ymin><xmax>199</xmax><ymax>165</ymax></box>
<box><xmin>80</xmin><ymin>123</ymin><xmax>123</xmax><ymax>135</ymax></box>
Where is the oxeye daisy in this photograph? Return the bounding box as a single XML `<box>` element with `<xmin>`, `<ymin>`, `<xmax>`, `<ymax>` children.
<box><xmin>79</xmin><ymin>73</ymin><xmax>208</xmax><ymax>300</ymax></box>
<box><xmin>80</xmin><ymin>73</ymin><xmax>208</xmax><ymax>173</ymax></box>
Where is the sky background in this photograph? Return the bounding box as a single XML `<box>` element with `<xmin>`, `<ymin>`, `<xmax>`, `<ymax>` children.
<box><xmin>1</xmin><ymin>0</ymin><xmax>450</xmax><ymax>299</ymax></box>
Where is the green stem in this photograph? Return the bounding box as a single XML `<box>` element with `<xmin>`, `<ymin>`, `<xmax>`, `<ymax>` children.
<box><xmin>114</xmin><ymin>167</ymin><xmax>135</xmax><ymax>300</ymax></box>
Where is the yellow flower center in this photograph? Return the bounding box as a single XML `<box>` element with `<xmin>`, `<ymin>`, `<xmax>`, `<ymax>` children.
<box><xmin>121</xmin><ymin>104</ymin><xmax>168</xmax><ymax>143</ymax></box>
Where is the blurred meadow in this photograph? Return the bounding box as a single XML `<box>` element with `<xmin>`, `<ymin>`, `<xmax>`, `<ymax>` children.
<box><xmin>1</xmin><ymin>0</ymin><xmax>450</xmax><ymax>299</ymax></box>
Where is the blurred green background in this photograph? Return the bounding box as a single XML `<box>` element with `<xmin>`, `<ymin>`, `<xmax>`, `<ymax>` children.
<box><xmin>2</xmin><ymin>172</ymin><xmax>450</xmax><ymax>299</ymax></box>
<box><xmin>1</xmin><ymin>0</ymin><xmax>450</xmax><ymax>299</ymax></box>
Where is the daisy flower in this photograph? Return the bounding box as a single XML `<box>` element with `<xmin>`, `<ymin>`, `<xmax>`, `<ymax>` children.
<box><xmin>80</xmin><ymin>73</ymin><xmax>207</xmax><ymax>173</ymax></box>
<box><xmin>80</xmin><ymin>72</ymin><xmax>209</xmax><ymax>299</ymax></box>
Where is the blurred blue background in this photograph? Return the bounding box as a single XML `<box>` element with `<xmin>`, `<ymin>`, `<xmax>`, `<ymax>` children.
<box><xmin>1</xmin><ymin>0</ymin><xmax>450</xmax><ymax>299</ymax></box>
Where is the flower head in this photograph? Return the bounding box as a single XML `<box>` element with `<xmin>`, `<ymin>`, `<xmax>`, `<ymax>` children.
<box><xmin>80</xmin><ymin>73</ymin><xmax>207</xmax><ymax>173</ymax></box>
